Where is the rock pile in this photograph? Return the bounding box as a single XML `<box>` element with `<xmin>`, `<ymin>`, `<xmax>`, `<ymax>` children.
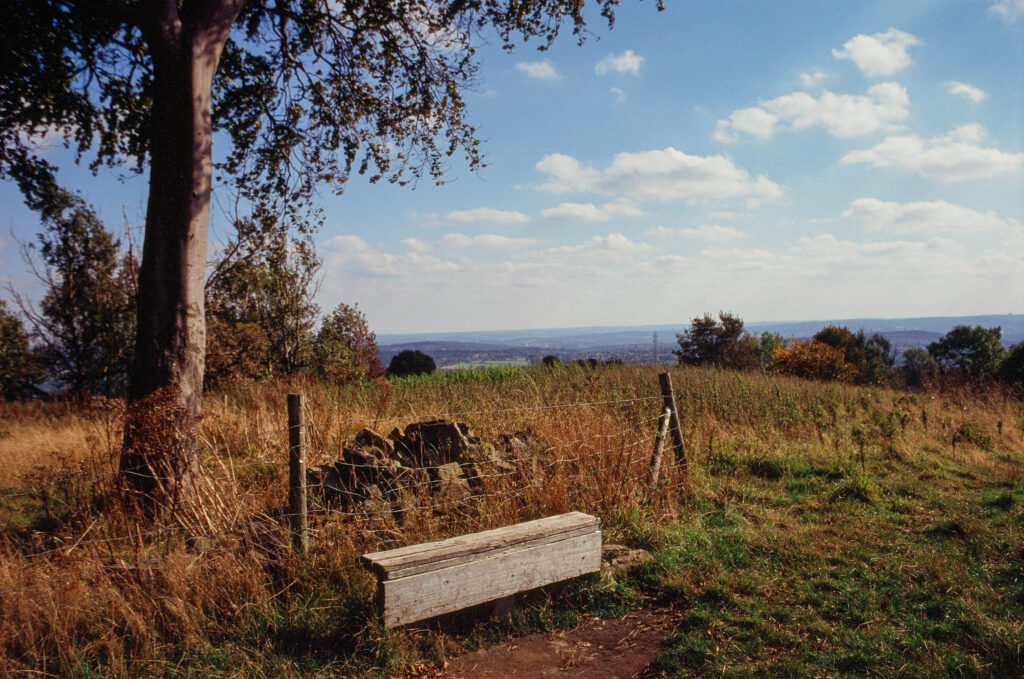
<box><xmin>307</xmin><ymin>419</ymin><xmax>533</xmax><ymax>511</ymax></box>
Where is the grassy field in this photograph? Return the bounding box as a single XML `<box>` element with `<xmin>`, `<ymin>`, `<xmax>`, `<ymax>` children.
<box><xmin>0</xmin><ymin>365</ymin><xmax>1021</xmax><ymax>677</ymax></box>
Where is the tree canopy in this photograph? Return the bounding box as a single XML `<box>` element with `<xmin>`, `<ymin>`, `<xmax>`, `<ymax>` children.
<box><xmin>928</xmin><ymin>325</ymin><xmax>1006</xmax><ymax>381</ymax></box>
<box><xmin>9</xmin><ymin>180</ymin><xmax>136</xmax><ymax>397</ymax></box>
<box><xmin>1</xmin><ymin>0</ymin><xmax>652</xmax><ymax>501</ymax></box>
<box><xmin>313</xmin><ymin>303</ymin><xmax>384</xmax><ymax>383</ymax></box>
<box><xmin>0</xmin><ymin>301</ymin><xmax>43</xmax><ymax>400</ymax></box>
<box><xmin>1</xmin><ymin>0</ymin><xmax>628</xmax><ymax>207</ymax></box>
<box><xmin>674</xmin><ymin>312</ymin><xmax>758</xmax><ymax>370</ymax></box>
<box><xmin>388</xmin><ymin>349</ymin><xmax>436</xmax><ymax>378</ymax></box>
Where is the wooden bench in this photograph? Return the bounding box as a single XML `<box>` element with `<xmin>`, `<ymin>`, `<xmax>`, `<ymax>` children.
<box><xmin>360</xmin><ymin>512</ymin><xmax>602</xmax><ymax>627</ymax></box>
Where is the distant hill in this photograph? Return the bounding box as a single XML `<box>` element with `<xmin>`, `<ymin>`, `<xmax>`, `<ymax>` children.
<box><xmin>377</xmin><ymin>314</ymin><xmax>1024</xmax><ymax>368</ymax></box>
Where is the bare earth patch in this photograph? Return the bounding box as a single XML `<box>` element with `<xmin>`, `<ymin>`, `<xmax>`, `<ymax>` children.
<box><xmin>441</xmin><ymin>608</ymin><xmax>675</xmax><ymax>678</ymax></box>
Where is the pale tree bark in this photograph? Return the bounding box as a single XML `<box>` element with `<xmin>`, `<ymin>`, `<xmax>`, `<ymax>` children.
<box><xmin>121</xmin><ymin>0</ymin><xmax>244</xmax><ymax>506</ymax></box>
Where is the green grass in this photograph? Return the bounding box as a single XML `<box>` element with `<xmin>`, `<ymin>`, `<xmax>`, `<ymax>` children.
<box><xmin>636</xmin><ymin>434</ymin><xmax>1024</xmax><ymax>678</ymax></box>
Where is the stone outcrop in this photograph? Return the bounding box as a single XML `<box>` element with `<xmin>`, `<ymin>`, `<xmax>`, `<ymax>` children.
<box><xmin>307</xmin><ymin>419</ymin><xmax>534</xmax><ymax>511</ymax></box>
<box><xmin>601</xmin><ymin>543</ymin><xmax>652</xmax><ymax>574</ymax></box>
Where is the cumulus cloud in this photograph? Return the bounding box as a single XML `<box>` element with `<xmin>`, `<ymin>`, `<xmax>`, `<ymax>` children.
<box><xmin>541</xmin><ymin>198</ymin><xmax>645</xmax><ymax>223</ymax></box>
<box><xmin>679</xmin><ymin>224</ymin><xmax>744</xmax><ymax>242</ymax></box>
<box><xmin>799</xmin><ymin>70</ymin><xmax>828</xmax><ymax>89</ymax></box>
<box><xmin>714</xmin><ymin>82</ymin><xmax>909</xmax><ymax>142</ymax></box>
<box><xmin>444</xmin><ymin>207</ymin><xmax>530</xmax><ymax>224</ymax></box>
<box><xmin>322</xmin><ymin>235</ymin><xmax>457</xmax><ymax>277</ymax></box>
<box><xmin>645</xmin><ymin>225</ymin><xmax>674</xmax><ymax>238</ymax></box>
<box><xmin>989</xmin><ymin>0</ymin><xmax>1024</xmax><ymax>23</ymax></box>
<box><xmin>516</xmin><ymin>60</ymin><xmax>559</xmax><ymax>80</ymax></box>
<box><xmin>535</xmin><ymin>148</ymin><xmax>783</xmax><ymax>205</ymax></box>
<box><xmin>842</xmin><ymin>124</ymin><xmax>1024</xmax><ymax>182</ymax></box>
<box><xmin>439</xmin><ymin>233</ymin><xmax>538</xmax><ymax>250</ymax></box>
<box><xmin>594</xmin><ymin>50</ymin><xmax>644</xmax><ymax>76</ymax></box>
<box><xmin>546</xmin><ymin>232</ymin><xmax>650</xmax><ymax>257</ymax></box>
<box><xmin>842</xmin><ymin>198</ymin><xmax>1023</xmax><ymax>235</ymax></box>
<box><xmin>832</xmin><ymin>28</ymin><xmax>922</xmax><ymax>77</ymax></box>
<box><xmin>401</xmin><ymin>237</ymin><xmax>434</xmax><ymax>254</ymax></box>
<box><xmin>610</xmin><ymin>87</ymin><xmax>626</xmax><ymax>104</ymax></box>
<box><xmin>946</xmin><ymin>80</ymin><xmax>987</xmax><ymax>103</ymax></box>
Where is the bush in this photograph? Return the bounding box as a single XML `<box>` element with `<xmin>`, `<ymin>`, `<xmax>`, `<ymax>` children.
<box><xmin>0</xmin><ymin>301</ymin><xmax>43</xmax><ymax>399</ymax></box>
<box><xmin>899</xmin><ymin>347</ymin><xmax>939</xmax><ymax>390</ymax></box>
<box><xmin>999</xmin><ymin>342</ymin><xmax>1024</xmax><ymax>389</ymax></box>
<box><xmin>812</xmin><ymin>326</ymin><xmax>894</xmax><ymax>385</ymax></box>
<box><xmin>771</xmin><ymin>339</ymin><xmax>857</xmax><ymax>382</ymax></box>
<box><xmin>388</xmin><ymin>349</ymin><xmax>436</xmax><ymax>377</ymax></box>
<box><xmin>312</xmin><ymin>303</ymin><xmax>384</xmax><ymax>383</ymax></box>
<box><xmin>928</xmin><ymin>325</ymin><xmax>1006</xmax><ymax>381</ymax></box>
<box><xmin>674</xmin><ymin>312</ymin><xmax>758</xmax><ymax>370</ymax></box>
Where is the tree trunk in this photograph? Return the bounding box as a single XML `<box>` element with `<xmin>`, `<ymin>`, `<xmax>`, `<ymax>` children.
<box><xmin>121</xmin><ymin>2</ymin><xmax>241</xmax><ymax>507</ymax></box>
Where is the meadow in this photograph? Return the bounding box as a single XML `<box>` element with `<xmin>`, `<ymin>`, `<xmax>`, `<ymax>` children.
<box><xmin>0</xmin><ymin>364</ymin><xmax>1021</xmax><ymax>677</ymax></box>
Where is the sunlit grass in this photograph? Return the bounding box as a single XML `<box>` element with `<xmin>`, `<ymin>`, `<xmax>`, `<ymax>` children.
<box><xmin>0</xmin><ymin>364</ymin><xmax>1021</xmax><ymax>676</ymax></box>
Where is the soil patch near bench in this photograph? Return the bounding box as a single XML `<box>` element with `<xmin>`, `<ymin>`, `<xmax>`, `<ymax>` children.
<box><xmin>441</xmin><ymin>607</ymin><xmax>675</xmax><ymax>678</ymax></box>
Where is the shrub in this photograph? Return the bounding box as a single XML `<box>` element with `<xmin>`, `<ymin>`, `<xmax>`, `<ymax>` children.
<box><xmin>674</xmin><ymin>312</ymin><xmax>758</xmax><ymax>370</ymax></box>
<box><xmin>388</xmin><ymin>349</ymin><xmax>436</xmax><ymax>377</ymax></box>
<box><xmin>771</xmin><ymin>339</ymin><xmax>857</xmax><ymax>382</ymax></box>
<box><xmin>312</xmin><ymin>303</ymin><xmax>384</xmax><ymax>383</ymax></box>
<box><xmin>999</xmin><ymin>342</ymin><xmax>1024</xmax><ymax>389</ymax></box>
<box><xmin>0</xmin><ymin>300</ymin><xmax>43</xmax><ymax>399</ymax></box>
<box><xmin>899</xmin><ymin>347</ymin><xmax>939</xmax><ymax>390</ymax></box>
<box><xmin>928</xmin><ymin>325</ymin><xmax>1006</xmax><ymax>381</ymax></box>
<box><xmin>812</xmin><ymin>326</ymin><xmax>894</xmax><ymax>385</ymax></box>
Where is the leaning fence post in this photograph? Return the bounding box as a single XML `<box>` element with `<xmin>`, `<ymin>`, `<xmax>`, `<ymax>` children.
<box><xmin>648</xmin><ymin>407</ymin><xmax>672</xmax><ymax>486</ymax></box>
<box><xmin>658</xmin><ymin>372</ymin><xmax>687</xmax><ymax>475</ymax></box>
<box><xmin>287</xmin><ymin>393</ymin><xmax>309</xmax><ymax>557</ymax></box>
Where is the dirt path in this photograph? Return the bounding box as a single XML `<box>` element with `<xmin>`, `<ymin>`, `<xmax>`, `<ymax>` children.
<box><xmin>440</xmin><ymin>608</ymin><xmax>675</xmax><ymax>678</ymax></box>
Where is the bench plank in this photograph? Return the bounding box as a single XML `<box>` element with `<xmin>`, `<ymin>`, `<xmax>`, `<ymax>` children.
<box><xmin>362</xmin><ymin>512</ymin><xmax>599</xmax><ymax>579</ymax></box>
<box><xmin>380</xmin><ymin>529</ymin><xmax>601</xmax><ymax>626</ymax></box>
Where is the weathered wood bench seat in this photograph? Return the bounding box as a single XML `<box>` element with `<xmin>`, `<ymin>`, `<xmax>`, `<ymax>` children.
<box><xmin>360</xmin><ymin>512</ymin><xmax>601</xmax><ymax>627</ymax></box>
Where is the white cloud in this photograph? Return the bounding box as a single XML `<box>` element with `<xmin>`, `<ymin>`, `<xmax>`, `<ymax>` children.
<box><xmin>831</xmin><ymin>29</ymin><xmax>922</xmax><ymax>77</ymax></box>
<box><xmin>322</xmin><ymin>235</ymin><xmax>457</xmax><ymax>278</ymax></box>
<box><xmin>708</xmin><ymin>211</ymin><xmax>742</xmax><ymax>221</ymax></box>
<box><xmin>516</xmin><ymin>60</ymin><xmax>559</xmax><ymax>80</ymax></box>
<box><xmin>535</xmin><ymin>148</ymin><xmax>783</xmax><ymax>205</ymax></box>
<box><xmin>989</xmin><ymin>0</ymin><xmax>1024</xmax><ymax>23</ymax></box>
<box><xmin>401</xmin><ymin>237</ymin><xmax>434</xmax><ymax>253</ymax></box>
<box><xmin>842</xmin><ymin>198</ymin><xmax>1023</xmax><ymax>235</ymax></box>
<box><xmin>946</xmin><ymin>80</ymin><xmax>987</xmax><ymax>103</ymax></box>
<box><xmin>439</xmin><ymin>233</ymin><xmax>538</xmax><ymax>250</ymax></box>
<box><xmin>546</xmin><ymin>232</ymin><xmax>650</xmax><ymax>257</ymax></box>
<box><xmin>714</xmin><ymin>82</ymin><xmax>909</xmax><ymax>142</ymax></box>
<box><xmin>645</xmin><ymin>225</ymin><xmax>674</xmax><ymax>237</ymax></box>
<box><xmin>541</xmin><ymin>198</ymin><xmax>646</xmax><ymax>223</ymax></box>
<box><xmin>610</xmin><ymin>87</ymin><xmax>626</xmax><ymax>104</ymax></box>
<box><xmin>444</xmin><ymin>207</ymin><xmax>530</xmax><ymax>224</ymax></box>
<box><xmin>714</xmin><ymin>107</ymin><xmax>779</xmax><ymax>142</ymax></box>
<box><xmin>799</xmin><ymin>70</ymin><xmax>827</xmax><ymax>89</ymax></box>
<box><xmin>679</xmin><ymin>224</ymin><xmax>744</xmax><ymax>242</ymax></box>
<box><xmin>842</xmin><ymin>124</ymin><xmax>1024</xmax><ymax>182</ymax></box>
<box><xmin>594</xmin><ymin>50</ymin><xmax>645</xmax><ymax>76</ymax></box>
<box><xmin>534</xmin><ymin>154</ymin><xmax>602</xmax><ymax>193</ymax></box>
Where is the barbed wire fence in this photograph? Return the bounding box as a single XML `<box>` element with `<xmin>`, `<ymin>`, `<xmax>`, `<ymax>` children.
<box><xmin>0</xmin><ymin>373</ymin><xmax>688</xmax><ymax>598</ymax></box>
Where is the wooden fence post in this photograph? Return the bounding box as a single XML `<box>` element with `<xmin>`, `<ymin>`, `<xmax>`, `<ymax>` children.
<box><xmin>658</xmin><ymin>372</ymin><xmax>687</xmax><ymax>475</ymax></box>
<box><xmin>648</xmin><ymin>407</ymin><xmax>672</xmax><ymax>486</ymax></box>
<box><xmin>287</xmin><ymin>393</ymin><xmax>309</xmax><ymax>556</ymax></box>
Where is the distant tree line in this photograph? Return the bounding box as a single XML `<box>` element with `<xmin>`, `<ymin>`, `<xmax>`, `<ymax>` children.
<box><xmin>675</xmin><ymin>312</ymin><xmax>1024</xmax><ymax>392</ymax></box>
<box><xmin>1</xmin><ymin>193</ymin><xmax>385</xmax><ymax>400</ymax></box>
<box><xmin>541</xmin><ymin>355</ymin><xmax>625</xmax><ymax>369</ymax></box>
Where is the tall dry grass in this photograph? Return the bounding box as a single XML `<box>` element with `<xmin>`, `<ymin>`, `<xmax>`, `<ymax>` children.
<box><xmin>0</xmin><ymin>363</ymin><xmax>1021</xmax><ymax>676</ymax></box>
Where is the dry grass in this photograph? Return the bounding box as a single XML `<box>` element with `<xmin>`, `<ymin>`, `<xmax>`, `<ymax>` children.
<box><xmin>0</xmin><ymin>364</ymin><xmax>1021</xmax><ymax>677</ymax></box>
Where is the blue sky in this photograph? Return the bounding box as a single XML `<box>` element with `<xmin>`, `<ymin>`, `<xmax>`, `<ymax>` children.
<box><xmin>2</xmin><ymin>0</ymin><xmax>1023</xmax><ymax>334</ymax></box>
